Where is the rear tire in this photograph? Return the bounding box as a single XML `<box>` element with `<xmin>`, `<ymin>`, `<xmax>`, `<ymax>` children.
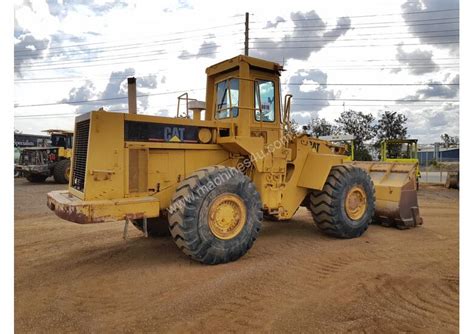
<box><xmin>309</xmin><ymin>165</ymin><xmax>375</xmax><ymax>238</ymax></box>
<box><xmin>169</xmin><ymin>166</ymin><xmax>263</xmax><ymax>265</ymax></box>
<box><xmin>26</xmin><ymin>174</ymin><xmax>47</xmax><ymax>183</ymax></box>
<box><xmin>53</xmin><ymin>159</ymin><xmax>70</xmax><ymax>184</ymax></box>
<box><xmin>132</xmin><ymin>216</ymin><xmax>171</xmax><ymax>237</ymax></box>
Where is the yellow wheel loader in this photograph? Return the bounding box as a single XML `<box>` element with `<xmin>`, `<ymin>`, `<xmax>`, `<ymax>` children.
<box><xmin>16</xmin><ymin>130</ymin><xmax>73</xmax><ymax>184</ymax></box>
<box><xmin>47</xmin><ymin>55</ymin><xmax>422</xmax><ymax>264</ymax></box>
<box><xmin>380</xmin><ymin>139</ymin><xmax>421</xmax><ymax>189</ymax></box>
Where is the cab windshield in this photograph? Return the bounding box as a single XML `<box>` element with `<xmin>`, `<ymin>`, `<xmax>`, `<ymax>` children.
<box><xmin>51</xmin><ymin>134</ymin><xmax>72</xmax><ymax>149</ymax></box>
<box><xmin>386</xmin><ymin>142</ymin><xmax>416</xmax><ymax>159</ymax></box>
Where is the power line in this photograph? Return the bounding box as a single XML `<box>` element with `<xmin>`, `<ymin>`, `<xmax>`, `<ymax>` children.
<box><xmin>16</xmin><ymin>54</ymin><xmax>458</xmax><ymax>70</ymax></box>
<box><xmin>13</xmin><ymin>69</ymin><xmax>459</xmax><ymax>84</ymax></box>
<box><xmin>252</xmin><ymin>8</ymin><xmax>459</xmax><ymax>24</ymax></box>
<box><xmin>14</xmin><ymin>17</ymin><xmax>460</xmax><ymax>74</ymax></box>
<box><xmin>295</xmin><ymin>64</ymin><xmax>459</xmax><ymax>69</ymax></box>
<box><xmin>253</xmin><ymin>16</ymin><xmax>459</xmax><ymax>32</ymax></box>
<box><xmin>20</xmin><ymin>41</ymin><xmax>455</xmax><ymax>72</ymax></box>
<box><xmin>293</xmin><ymin>98</ymin><xmax>458</xmax><ymax>102</ymax></box>
<box><xmin>14</xmin><ymin>101</ymin><xmax>459</xmax><ymax>119</ymax></box>
<box><xmin>294</xmin><ymin>57</ymin><xmax>458</xmax><ymax>62</ymax></box>
<box><xmin>15</xmin><ymin>76</ymin><xmax>460</xmax><ymax>85</ymax></box>
<box><xmin>287</xmin><ymin>67</ymin><xmax>459</xmax><ymax>72</ymax></box>
<box><xmin>250</xmin><ymin>34</ymin><xmax>458</xmax><ymax>44</ymax></box>
<box><xmin>14</xmin><ymin>105</ymin><xmax>177</xmax><ymax>119</ymax></box>
<box><xmin>251</xmin><ymin>41</ymin><xmax>458</xmax><ymax>49</ymax></box>
<box><xmin>251</xmin><ymin>28</ymin><xmax>459</xmax><ymax>40</ymax></box>
<box><xmin>14</xmin><ymin>88</ymin><xmax>206</xmax><ymax>108</ymax></box>
<box><xmin>291</xmin><ymin>103</ymin><xmax>459</xmax><ymax>107</ymax></box>
<box><xmin>15</xmin><ymin>10</ymin><xmax>458</xmax><ymax>56</ymax></box>
<box><xmin>15</xmin><ymin>101</ymin><xmax>459</xmax><ymax>119</ymax></box>
<box><xmin>290</xmin><ymin>16</ymin><xmax>459</xmax><ymax>30</ymax></box>
<box><xmin>27</xmin><ymin>28</ymin><xmax>460</xmax><ymax>68</ymax></box>
<box><xmin>15</xmin><ymin>91</ymin><xmax>457</xmax><ymax>109</ymax></box>
<box><xmin>284</xmin><ymin>83</ymin><xmax>459</xmax><ymax>86</ymax></box>
<box><xmin>14</xmin><ymin>31</ymin><xmax>243</xmax><ymax>60</ymax></box>
<box><xmin>14</xmin><ymin>49</ymin><xmax>235</xmax><ymax>72</ymax></box>
<box><xmin>14</xmin><ymin>21</ymin><xmax>245</xmax><ymax>55</ymax></box>
<box><xmin>15</xmin><ymin>42</ymin><xmax>241</xmax><ymax>69</ymax></box>
<box><xmin>13</xmin><ymin>57</ymin><xmax>460</xmax><ymax>82</ymax></box>
<box><xmin>255</xmin><ymin>20</ymin><xmax>459</xmax><ymax>35</ymax></box>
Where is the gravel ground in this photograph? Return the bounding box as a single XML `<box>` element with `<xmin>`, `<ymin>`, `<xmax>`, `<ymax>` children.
<box><xmin>15</xmin><ymin>178</ymin><xmax>459</xmax><ymax>333</ymax></box>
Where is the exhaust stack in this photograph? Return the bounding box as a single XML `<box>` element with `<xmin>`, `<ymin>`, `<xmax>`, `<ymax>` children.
<box><xmin>127</xmin><ymin>77</ymin><xmax>137</xmax><ymax>114</ymax></box>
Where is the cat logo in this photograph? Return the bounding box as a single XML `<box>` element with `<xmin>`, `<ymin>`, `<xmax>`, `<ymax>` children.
<box><xmin>164</xmin><ymin>127</ymin><xmax>185</xmax><ymax>142</ymax></box>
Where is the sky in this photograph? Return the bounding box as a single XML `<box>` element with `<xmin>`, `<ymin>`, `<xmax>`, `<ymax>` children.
<box><xmin>13</xmin><ymin>0</ymin><xmax>459</xmax><ymax>144</ymax></box>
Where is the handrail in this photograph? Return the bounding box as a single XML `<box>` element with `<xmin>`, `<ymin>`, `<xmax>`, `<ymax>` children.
<box><xmin>176</xmin><ymin>93</ymin><xmax>197</xmax><ymax>118</ymax></box>
<box><xmin>256</xmin><ymin>80</ymin><xmax>263</xmax><ymax>129</ymax></box>
<box><xmin>283</xmin><ymin>94</ymin><xmax>293</xmax><ymax>134</ymax></box>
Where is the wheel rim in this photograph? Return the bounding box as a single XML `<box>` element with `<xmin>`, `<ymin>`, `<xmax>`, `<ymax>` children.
<box><xmin>208</xmin><ymin>193</ymin><xmax>246</xmax><ymax>240</ymax></box>
<box><xmin>65</xmin><ymin>166</ymin><xmax>70</xmax><ymax>181</ymax></box>
<box><xmin>344</xmin><ymin>185</ymin><xmax>367</xmax><ymax>220</ymax></box>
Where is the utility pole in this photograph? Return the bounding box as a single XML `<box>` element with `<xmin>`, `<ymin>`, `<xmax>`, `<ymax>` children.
<box><xmin>244</xmin><ymin>12</ymin><xmax>249</xmax><ymax>56</ymax></box>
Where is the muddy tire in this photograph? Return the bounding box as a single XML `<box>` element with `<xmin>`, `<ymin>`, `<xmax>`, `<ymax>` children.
<box><xmin>26</xmin><ymin>174</ymin><xmax>47</xmax><ymax>183</ymax></box>
<box><xmin>169</xmin><ymin>166</ymin><xmax>263</xmax><ymax>265</ymax></box>
<box><xmin>53</xmin><ymin>159</ymin><xmax>70</xmax><ymax>184</ymax></box>
<box><xmin>309</xmin><ymin>165</ymin><xmax>375</xmax><ymax>238</ymax></box>
<box><xmin>132</xmin><ymin>216</ymin><xmax>171</xmax><ymax>237</ymax></box>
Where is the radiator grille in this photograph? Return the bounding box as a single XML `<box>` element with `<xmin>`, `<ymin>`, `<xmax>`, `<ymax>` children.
<box><xmin>71</xmin><ymin>119</ymin><xmax>90</xmax><ymax>192</ymax></box>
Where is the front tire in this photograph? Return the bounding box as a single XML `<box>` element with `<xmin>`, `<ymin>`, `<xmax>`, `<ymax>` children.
<box><xmin>53</xmin><ymin>159</ymin><xmax>70</xmax><ymax>184</ymax></box>
<box><xmin>309</xmin><ymin>165</ymin><xmax>375</xmax><ymax>238</ymax></box>
<box><xmin>169</xmin><ymin>166</ymin><xmax>263</xmax><ymax>265</ymax></box>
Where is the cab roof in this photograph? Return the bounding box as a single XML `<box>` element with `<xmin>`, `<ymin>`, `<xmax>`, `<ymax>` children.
<box><xmin>205</xmin><ymin>55</ymin><xmax>283</xmax><ymax>76</ymax></box>
<box><xmin>383</xmin><ymin>139</ymin><xmax>418</xmax><ymax>144</ymax></box>
<box><xmin>42</xmin><ymin>129</ymin><xmax>74</xmax><ymax>135</ymax></box>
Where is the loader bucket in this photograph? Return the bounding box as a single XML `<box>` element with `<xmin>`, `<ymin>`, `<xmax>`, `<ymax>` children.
<box><xmin>347</xmin><ymin>161</ymin><xmax>423</xmax><ymax>229</ymax></box>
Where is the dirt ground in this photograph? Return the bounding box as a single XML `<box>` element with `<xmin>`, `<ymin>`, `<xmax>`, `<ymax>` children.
<box><xmin>14</xmin><ymin>178</ymin><xmax>459</xmax><ymax>333</ymax></box>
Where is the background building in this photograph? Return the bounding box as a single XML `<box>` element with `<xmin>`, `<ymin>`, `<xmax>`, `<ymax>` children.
<box><xmin>14</xmin><ymin>133</ymin><xmax>50</xmax><ymax>148</ymax></box>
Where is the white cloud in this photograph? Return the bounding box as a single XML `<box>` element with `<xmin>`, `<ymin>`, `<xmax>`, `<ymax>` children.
<box><xmin>14</xmin><ymin>0</ymin><xmax>459</xmax><ymax>144</ymax></box>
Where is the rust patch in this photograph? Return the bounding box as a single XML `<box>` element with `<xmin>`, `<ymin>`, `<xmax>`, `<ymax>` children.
<box><xmin>47</xmin><ymin>193</ymin><xmax>149</xmax><ymax>224</ymax></box>
<box><xmin>125</xmin><ymin>212</ymin><xmax>146</xmax><ymax>220</ymax></box>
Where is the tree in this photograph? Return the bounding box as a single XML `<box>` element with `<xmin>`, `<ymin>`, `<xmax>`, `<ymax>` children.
<box><xmin>306</xmin><ymin>117</ymin><xmax>336</xmax><ymax>138</ymax></box>
<box><xmin>288</xmin><ymin>120</ymin><xmax>301</xmax><ymax>136</ymax></box>
<box><xmin>375</xmin><ymin>111</ymin><xmax>408</xmax><ymax>158</ymax></box>
<box><xmin>376</xmin><ymin>111</ymin><xmax>408</xmax><ymax>144</ymax></box>
<box><xmin>440</xmin><ymin>133</ymin><xmax>459</xmax><ymax>148</ymax></box>
<box><xmin>334</xmin><ymin>110</ymin><xmax>377</xmax><ymax>160</ymax></box>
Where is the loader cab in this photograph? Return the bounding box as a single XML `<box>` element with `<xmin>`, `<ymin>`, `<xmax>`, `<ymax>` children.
<box><xmin>205</xmin><ymin>55</ymin><xmax>285</xmax><ymax>145</ymax></box>
<box><xmin>43</xmin><ymin>129</ymin><xmax>74</xmax><ymax>149</ymax></box>
<box><xmin>381</xmin><ymin>139</ymin><xmax>418</xmax><ymax>160</ymax></box>
<box><xmin>51</xmin><ymin>133</ymin><xmax>73</xmax><ymax>149</ymax></box>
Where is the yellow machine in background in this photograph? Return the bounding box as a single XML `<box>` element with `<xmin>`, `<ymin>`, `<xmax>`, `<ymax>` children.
<box><xmin>47</xmin><ymin>55</ymin><xmax>422</xmax><ymax>264</ymax></box>
<box><xmin>16</xmin><ymin>129</ymin><xmax>73</xmax><ymax>183</ymax></box>
<box><xmin>319</xmin><ymin>135</ymin><xmax>355</xmax><ymax>161</ymax></box>
<box><xmin>380</xmin><ymin>139</ymin><xmax>421</xmax><ymax>188</ymax></box>
<box><xmin>320</xmin><ymin>135</ymin><xmax>422</xmax><ymax>227</ymax></box>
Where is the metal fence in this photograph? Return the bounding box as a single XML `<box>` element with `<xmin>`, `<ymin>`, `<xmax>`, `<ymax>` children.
<box><xmin>419</xmin><ymin>163</ymin><xmax>458</xmax><ymax>185</ymax></box>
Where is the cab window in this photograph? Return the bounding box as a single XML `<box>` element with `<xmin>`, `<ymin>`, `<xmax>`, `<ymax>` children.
<box><xmin>215</xmin><ymin>78</ymin><xmax>239</xmax><ymax>119</ymax></box>
<box><xmin>255</xmin><ymin>80</ymin><xmax>275</xmax><ymax>122</ymax></box>
<box><xmin>51</xmin><ymin>134</ymin><xmax>72</xmax><ymax>148</ymax></box>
